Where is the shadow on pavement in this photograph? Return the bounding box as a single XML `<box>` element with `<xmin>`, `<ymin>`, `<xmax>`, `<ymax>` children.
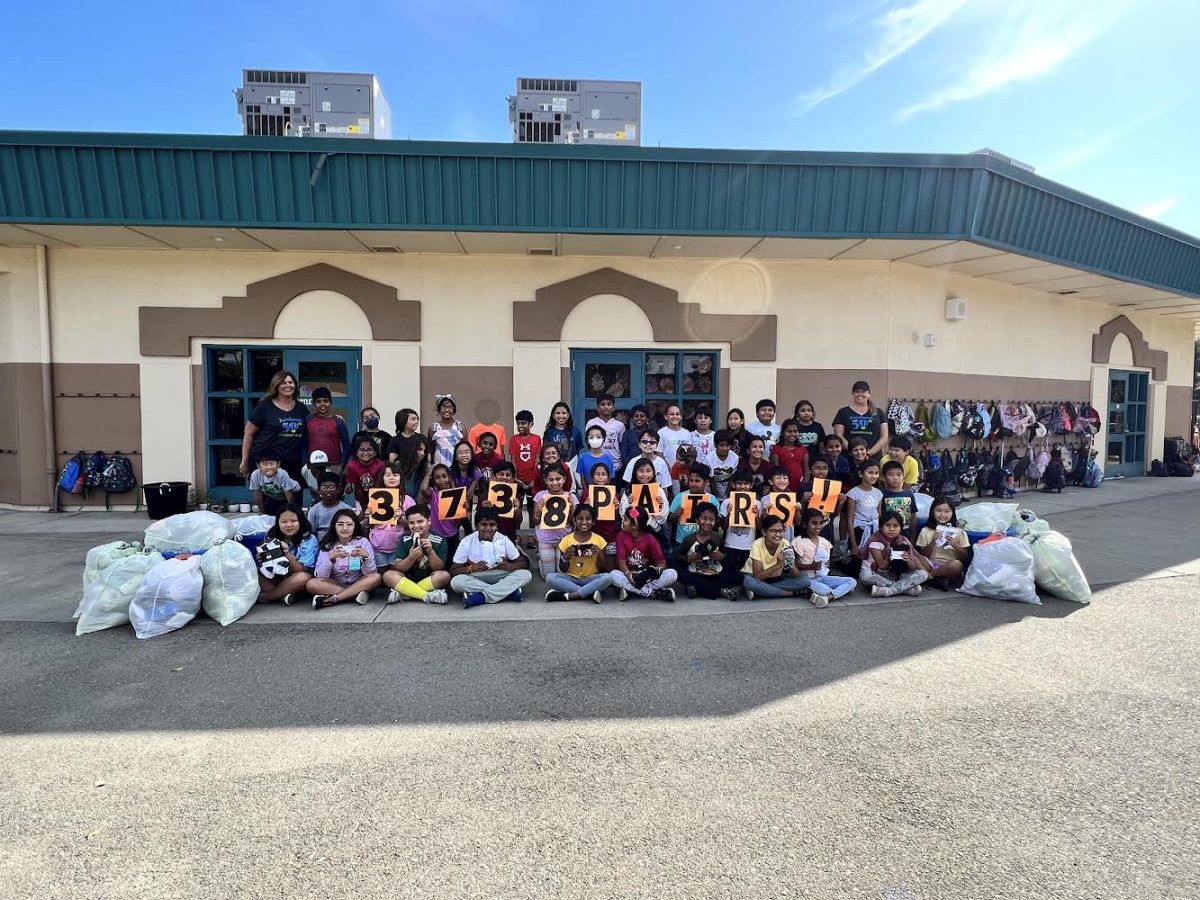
<box><xmin>0</xmin><ymin>596</ymin><xmax>1079</xmax><ymax>734</ymax></box>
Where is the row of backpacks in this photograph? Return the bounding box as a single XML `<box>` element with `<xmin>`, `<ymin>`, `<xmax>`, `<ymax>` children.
<box><xmin>886</xmin><ymin>399</ymin><xmax>1103</xmax><ymax>442</ymax></box>
<box><xmin>919</xmin><ymin>443</ymin><xmax>1103</xmax><ymax>502</ymax></box>
<box><xmin>58</xmin><ymin>451</ymin><xmax>138</xmax><ymax>498</ymax></box>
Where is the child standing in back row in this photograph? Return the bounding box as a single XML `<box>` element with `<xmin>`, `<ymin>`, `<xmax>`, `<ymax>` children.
<box><xmin>747</xmin><ymin>398</ymin><xmax>780</xmax><ymax>453</ymax></box>
<box><xmin>305</xmin><ymin>387</ymin><xmax>350</xmax><ymax>473</ymax></box>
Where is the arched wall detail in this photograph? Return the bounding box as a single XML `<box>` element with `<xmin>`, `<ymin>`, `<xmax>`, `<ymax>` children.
<box><xmin>1091</xmin><ymin>315</ymin><xmax>1167</xmax><ymax>380</ymax></box>
<box><xmin>139</xmin><ymin>263</ymin><xmax>421</xmax><ymax>356</ymax></box>
<box><xmin>513</xmin><ymin>267</ymin><xmax>777</xmax><ymax>361</ymax></box>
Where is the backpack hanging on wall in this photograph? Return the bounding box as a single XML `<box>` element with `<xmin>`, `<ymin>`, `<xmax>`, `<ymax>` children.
<box><xmin>58</xmin><ymin>452</ymin><xmax>88</xmax><ymax>495</ymax></box>
<box><xmin>886</xmin><ymin>399</ymin><xmax>912</xmax><ymax>436</ymax></box>
<box><xmin>85</xmin><ymin>452</ymin><xmax>109</xmax><ymax>490</ymax></box>
<box><xmin>99</xmin><ymin>453</ymin><xmax>137</xmax><ymax>494</ymax></box>
<box><xmin>931</xmin><ymin>401</ymin><xmax>953</xmax><ymax>439</ymax></box>
<box><xmin>949</xmin><ymin>401</ymin><xmax>965</xmax><ymax>436</ymax></box>
<box><xmin>914</xmin><ymin>401</ymin><xmax>932</xmax><ymax>435</ymax></box>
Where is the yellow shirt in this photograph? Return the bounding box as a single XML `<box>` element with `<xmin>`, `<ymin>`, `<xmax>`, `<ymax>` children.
<box><xmin>881</xmin><ymin>453</ymin><xmax>919</xmax><ymax>487</ymax></box>
<box><xmin>742</xmin><ymin>537</ymin><xmax>785</xmax><ymax>575</ymax></box>
<box><xmin>558</xmin><ymin>532</ymin><xmax>608</xmax><ymax>578</ymax></box>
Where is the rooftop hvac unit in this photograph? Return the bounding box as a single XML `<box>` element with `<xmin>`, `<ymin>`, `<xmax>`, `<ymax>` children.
<box><xmin>235</xmin><ymin>70</ymin><xmax>392</xmax><ymax>140</ymax></box>
<box><xmin>508</xmin><ymin>78</ymin><xmax>641</xmax><ymax>146</ymax></box>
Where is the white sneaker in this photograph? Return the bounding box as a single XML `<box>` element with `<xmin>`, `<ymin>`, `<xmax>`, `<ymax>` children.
<box><xmin>423</xmin><ymin>589</ymin><xmax>449</xmax><ymax>605</ymax></box>
<box><xmin>745</xmin><ymin>589</ymin><xmax>755</xmax><ymax>600</ymax></box>
<box><xmin>906</xmin><ymin>585</ymin><xmax>923</xmax><ymax>597</ymax></box>
<box><xmin>619</xmin><ymin>588</ymin><xmax>628</xmax><ymax>601</ymax></box>
<box><xmin>386</xmin><ymin>589</ymin><xmax>402</xmax><ymax>605</ymax></box>
<box><xmin>354</xmin><ymin>591</ymin><xmax>370</xmax><ymax>605</ymax></box>
<box><xmin>592</xmin><ymin>590</ymin><xmax>603</xmax><ymax>604</ymax></box>
<box><xmin>870</xmin><ymin>585</ymin><xmax>888</xmax><ymax>598</ymax></box>
<box><xmin>810</xmin><ymin>593</ymin><xmax>829</xmax><ymax>608</ymax></box>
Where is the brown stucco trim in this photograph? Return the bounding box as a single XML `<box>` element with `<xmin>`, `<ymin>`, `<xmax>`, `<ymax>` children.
<box><xmin>420</xmin><ymin>366</ymin><xmax>515</xmax><ymax>446</ymax></box>
<box><xmin>139</xmin><ymin>263</ymin><xmax>422</xmax><ymax>357</ymax></box>
<box><xmin>515</xmin><ymin>268</ymin><xmax>777</xmax><ymax>362</ymax></box>
<box><xmin>1165</xmin><ymin>384</ymin><xmax>1192</xmax><ymax>437</ymax></box>
<box><xmin>1091</xmin><ymin>315</ymin><xmax>1168</xmax><ymax>381</ymax></box>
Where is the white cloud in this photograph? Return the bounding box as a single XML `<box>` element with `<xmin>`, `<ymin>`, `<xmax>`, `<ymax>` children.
<box><xmin>795</xmin><ymin>0</ymin><xmax>969</xmax><ymax>115</ymax></box>
<box><xmin>1038</xmin><ymin>107</ymin><xmax>1164</xmax><ymax>176</ymax></box>
<box><xmin>895</xmin><ymin>0</ymin><xmax>1135</xmax><ymax>121</ymax></box>
<box><xmin>1135</xmin><ymin>198</ymin><xmax>1178</xmax><ymax>220</ymax></box>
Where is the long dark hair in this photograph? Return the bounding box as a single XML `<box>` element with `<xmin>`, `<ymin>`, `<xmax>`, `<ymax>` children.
<box><xmin>319</xmin><ymin>509</ymin><xmax>365</xmax><ymax>550</ymax></box>
<box><xmin>450</xmin><ymin>439</ymin><xmax>479</xmax><ymax>481</ymax></box>
<box><xmin>544</xmin><ymin>401</ymin><xmax>575</xmax><ymax>433</ymax></box>
<box><xmin>924</xmin><ymin>496</ymin><xmax>959</xmax><ymax>530</ymax></box>
<box><xmin>268</xmin><ymin>503</ymin><xmax>313</xmax><ymax>543</ymax></box>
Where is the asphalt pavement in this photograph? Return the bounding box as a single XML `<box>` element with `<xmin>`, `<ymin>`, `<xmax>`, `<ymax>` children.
<box><xmin>1</xmin><ymin>480</ymin><xmax>1197</xmax><ymax>899</ymax></box>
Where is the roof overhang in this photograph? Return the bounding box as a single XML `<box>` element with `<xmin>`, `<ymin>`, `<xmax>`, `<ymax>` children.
<box><xmin>2</xmin><ymin>131</ymin><xmax>1199</xmax><ymax>330</ymax></box>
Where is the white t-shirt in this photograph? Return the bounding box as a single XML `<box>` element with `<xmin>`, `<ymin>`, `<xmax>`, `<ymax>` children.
<box><xmin>585</xmin><ymin>416</ymin><xmax>626</xmax><ymax>467</ymax></box>
<box><xmin>452</xmin><ymin>532</ymin><xmax>523</xmax><ymax>569</ymax></box>
<box><xmin>703</xmin><ymin>449</ymin><xmax>740</xmax><ymax>498</ymax></box>
<box><xmin>747</xmin><ymin>420</ymin><xmax>781</xmax><ymax>453</ymax></box>
<box><xmin>657</xmin><ymin>426</ymin><xmax>692</xmax><ymax>467</ymax></box>
<box><xmin>689</xmin><ymin>429</ymin><xmax>716</xmax><ymax>461</ymax></box>
<box><xmin>621</xmin><ymin>454</ymin><xmax>672</xmax><ymax>490</ymax></box>
<box><xmin>719</xmin><ymin>497</ymin><xmax>755</xmax><ymax>550</ymax></box>
<box><xmin>846</xmin><ymin>486</ymin><xmax>883</xmax><ymax>530</ymax></box>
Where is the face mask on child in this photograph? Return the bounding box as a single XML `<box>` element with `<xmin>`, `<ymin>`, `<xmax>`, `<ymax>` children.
<box><xmin>364</xmin><ymin>416</ymin><xmax>380</xmax><ymax>429</ymax></box>
<box><xmin>588</xmin><ymin>436</ymin><xmax>605</xmax><ymax>449</ymax></box>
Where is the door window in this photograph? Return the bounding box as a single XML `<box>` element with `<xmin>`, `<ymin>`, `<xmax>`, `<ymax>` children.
<box><xmin>573</xmin><ymin>349</ymin><xmax>720</xmax><ymax>425</ymax></box>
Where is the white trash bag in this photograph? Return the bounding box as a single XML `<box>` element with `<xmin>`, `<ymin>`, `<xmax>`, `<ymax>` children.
<box><xmin>232</xmin><ymin>515</ymin><xmax>275</xmax><ymax>539</ymax></box>
<box><xmin>200</xmin><ymin>539</ymin><xmax>260</xmax><ymax>626</ymax></box>
<box><xmin>76</xmin><ymin>550</ymin><xmax>163</xmax><ymax>635</ymax></box>
<box><xmin>144</xmin><ymin>511</ymin><xmax>235</xmax><ymax>555</ymax></box>
<box><xmin>958</xmin><ymin>502</ymin><xmax>1020</xmax><ymax>534</ymax></box>
<box><xmin>1027</xmin><ymin>530</ymin><xmax>1091</xmax><ymax>604</ymax></box>
<box><xmin>914</xmin><ymin>492</ymin><xmax>933</xmax><ymax>527</ymax></box>
<box><xmin>959</xmin><ymin>536</ymin><xmax>1040</xmax><ymax>604</ymax></box>
<box><xmin>77</xmin><ymin>541</ymin><xmax>143</xmax><ymax>618</ymax></box>
<box><xmin>1013</xmin><ymin>508</ymin><xmax>1049</xmax><ymax>539</ymax></box>
<box><xmin>128</xmin><ymin>556</ymin><xmax>204</xmax><ymax>639</ymax></box>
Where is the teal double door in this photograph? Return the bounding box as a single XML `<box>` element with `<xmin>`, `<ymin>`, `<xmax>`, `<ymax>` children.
<box><xmin>204</xmin><ymin>346</ymin><xmax>362</xmax><ymax>499</ymax></box>
<box><xmin>1105</xmin><ymin>370</ymin><xmax>1148</xmax><ymax>478</ymax></box>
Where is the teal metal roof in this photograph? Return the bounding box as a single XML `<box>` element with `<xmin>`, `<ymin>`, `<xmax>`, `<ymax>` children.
<box><xmin>2</xmin><ymin>130</ymin><xmax>1199</xmax><ymax>298</ymax></box>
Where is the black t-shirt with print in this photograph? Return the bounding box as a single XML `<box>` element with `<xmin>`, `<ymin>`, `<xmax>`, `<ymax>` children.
<box><xmin>832</xmin><ymin>407</ymin><xmax>883</xmax><ymax>448</ymax></box>
<box><xmin>794</xmin><ymin>422</ymin><xmax>827</xmax><ymax>449</ymax></box>
<box><xmin>250</xmin><ymin>400</ymin><xmax>308</xmax><ymax>465</ymax></box>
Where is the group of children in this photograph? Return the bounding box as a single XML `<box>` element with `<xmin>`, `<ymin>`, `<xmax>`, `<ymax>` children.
<box><xmin>250</xmin><ymin>392</ymin><xmax>973</xmax><ymax>610</ymax></box>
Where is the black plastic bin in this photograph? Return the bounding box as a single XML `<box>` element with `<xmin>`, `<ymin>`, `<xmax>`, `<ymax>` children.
<box><xmin>143</xmin><ymin>481</ymin><xmax>190</xmax><ymax>520</ymax></box>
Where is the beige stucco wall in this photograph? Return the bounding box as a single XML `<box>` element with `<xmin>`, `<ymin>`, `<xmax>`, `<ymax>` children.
<box><xmin>0</xmin><ymin>243</ymin><xmax>1195</xmax><ymax>501</ymax></box>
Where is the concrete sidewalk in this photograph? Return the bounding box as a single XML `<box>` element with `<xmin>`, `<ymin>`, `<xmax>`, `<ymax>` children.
<box><xmin>3</xmin><ymin>475</ymin><xmax>1197</xmax><ymax>627</ymax></box>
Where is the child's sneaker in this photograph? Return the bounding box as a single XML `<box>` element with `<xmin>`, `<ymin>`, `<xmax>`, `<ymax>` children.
<box><xmin>744</xmin><ymin>588</ymin><xmax>755</xmax><ymax>601</ymax></box>
<box><xmin>810</xmin><ymin>592</ymin><xmax>829</xmax><ymax>608</ymax></box>
<box><xmin>312</xmin><ymin>594</ymin><xmax>337</xmax><ymax>609</ymax></box>
<box><xmin>869</xmin><ymin>585</ymin><xmax>889</xmax><ymax>598</ymax></box>
<box><xmin>652</xmin><ymin>588</ymin><xmax>675</xmax><ymax>602</ymax></box>
<box><xmin>906</xmin><ymin>585</ymin><xmax>923</xmax><ymax>597</ymax></box>
<box><xmin>354</xmin><ymin>591</ymin><xmax>370</xmax><ymax>605</ymax></box>
<box><xmin>544</xmin><ymin>589</ymin><xmax>568</xmax><ymax>602</ymax></box>
<box><xmin>720</xmin><ymin>586</ymin><xmax>738</xmax><ymax>601</ymax></box>
<box><xmin>281</xmin><ymin>593</ymin><xmax>294</xmax><ymax>606</ymax></box>
<box><xmin>503</xmin><ymin>588</ymin><xmax>523</xmax><ymax>603</ymax></box>
<box><xmin>386</xmin><ymin>589</ymin><xmax>402</xmax><ymax>605</ymax></box>
<box><xmin>618</xmin><ymin>588</ymin><xmax>628</xmax><ymax>601</ymax></box>
<box><xmin>423</xmin><ymin>589</ymin><xmax>449</xmax><ymax>605</ymax></box>
<box><xmin>591</xmin><ymin>590</ymin><xmax>603</xmax><ymax>604</ymax></box>
<box><xmin>684</xmin><ymin>585</ymin><xmax>699</xmax><ymax>599</ymax></box>
<box><xmin>462</xmin><ymin>592</ymin><xmax>486</xmax><ymax>609</ymax></box>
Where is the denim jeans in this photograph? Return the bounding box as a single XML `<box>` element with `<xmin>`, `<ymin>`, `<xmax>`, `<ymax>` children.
<box><xmin>807</xmin><ymin>574</ymin><xmax>857</xmax><ymax>599</ymax></box>
<box><xmin>742</xmin><ymin>573</ymin><xmax>811</xmax><ymax>597</ymax></box>
<box><xmin>544</xmin><ymin>571</ymin><xmax>614</xmax><ymax>598</ymax></box>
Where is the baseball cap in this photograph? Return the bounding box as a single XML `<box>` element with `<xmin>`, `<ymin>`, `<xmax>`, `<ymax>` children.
<box><xmin>309</xmin><ymin>450</ymin><xmax>330</xmax><ymax>465</ymax></box>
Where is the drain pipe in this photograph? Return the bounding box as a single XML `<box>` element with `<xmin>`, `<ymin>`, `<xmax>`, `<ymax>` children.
<box><xmin>36</xmin><ymin>244</ymin><xmax>59</xmax><ymax>512</ymax></box>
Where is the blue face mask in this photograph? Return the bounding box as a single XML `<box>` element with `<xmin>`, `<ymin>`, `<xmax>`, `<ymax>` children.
<box><xmin>364</xmin><ymin>417</ymin><xmax>380</xmax><ymax>429</ymax></box>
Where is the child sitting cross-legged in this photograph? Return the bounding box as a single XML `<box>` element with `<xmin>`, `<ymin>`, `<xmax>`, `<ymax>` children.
<box><xmin>544</xmin><ymin>503</ymin><xmax>614</xmax><ymax>603</ymax></box>
<box><xmin>611</xmin><ymin>508</ymin><xmax>678</xmax><ymax>601</ymax></box>
<box><xmin>449</xmin><ymin>508</ymin><xmax>532</xmax><ymax>609</ymax></box>
<box><xmin>306</xmin><ymin>509</ymin><xmax>382</xmax><ymax>609</ymax></box>
<box><xmin>382</xmin><ymin>504</ymin><xmax>451</xmax><ymax>605</ymax></box>
<box><xmin>676</xmin><ymin>501</ymin><xmax>741</xmax><ymax>600</ymax></box>
<box><xmin>791</xmin><ymin>508</ymin><xmax>856</xmax><ymax>607</ymax></box>
<box><xmin>742</xmin><ymin>514</ymin><xmax>811</xmax><ymax>600</ymax></box>
<box><xmin>255</xmin><ymin>503</ymin><xmax>318</xmax><ymax>605</ymax></box>
<box><xmin>858</xmin><ymin>510</ymin><xmax>930</xmax><ymax>599</ymax></box>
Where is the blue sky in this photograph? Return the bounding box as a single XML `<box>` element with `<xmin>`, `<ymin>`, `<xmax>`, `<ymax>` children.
<box><xmin>5</xmin><ymin>0</ymin><xmax>1200</xmax><ymax>234</ymax></box>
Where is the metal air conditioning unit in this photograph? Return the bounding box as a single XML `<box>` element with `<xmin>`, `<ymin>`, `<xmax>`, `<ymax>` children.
<box><xmin>235</xmin><ymin>70</ymin><xmax>392</xmax><ymax>139</ymax></box>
